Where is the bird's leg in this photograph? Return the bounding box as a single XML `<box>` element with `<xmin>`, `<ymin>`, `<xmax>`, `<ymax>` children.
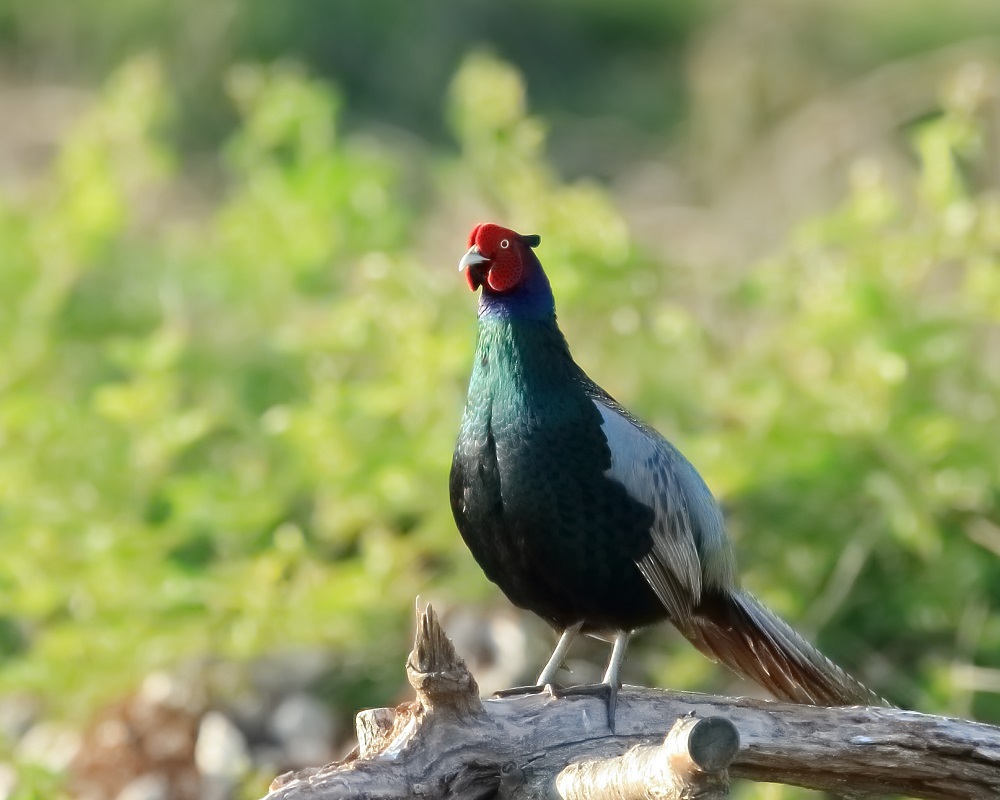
<box><xmin>549</xmin><ymin>629</ymin><xmax>631</xmax><ymax>733</ymax></box>
<box><xmin>536</xmin><ymin>621</ymin><xmax>583</xmax><ymax>685</ymax></box>
<box><xmin>494</xmin><ymin>621</ymin><xmax>583</xmax><ymax>698</ymax></box>
<box><xmin>601</xmin><ymin>630</ymin><xmax>630</xmax><ymax>729</ymax></box>
<box><xmin>602</xmin><ymin>629</ymin><xmax>630</xmax><ymax>686</ymax></box>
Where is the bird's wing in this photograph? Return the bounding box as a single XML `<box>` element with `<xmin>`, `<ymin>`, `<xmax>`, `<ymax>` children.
<box><xmin>591</xmin><ymin>397</ymin><xmax>735</xmax><ymax>625</ymax></box>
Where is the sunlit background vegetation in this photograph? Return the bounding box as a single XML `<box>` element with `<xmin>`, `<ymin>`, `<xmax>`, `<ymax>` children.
<box><xmin>2</xmin><ymin>1</ymin><xmax>1000</xmax><ymax>797</ymax></box>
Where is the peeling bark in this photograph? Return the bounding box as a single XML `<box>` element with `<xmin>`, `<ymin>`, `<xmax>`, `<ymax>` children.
<box><xmin>556</xmin><ymin>715</ymin><xmax>739</xmax><ymax>799</ymax></box>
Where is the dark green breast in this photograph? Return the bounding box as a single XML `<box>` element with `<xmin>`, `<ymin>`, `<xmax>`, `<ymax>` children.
<box><xmin>449</xmin><ymin>317</ymin><xmax>667</xmax><ymax>633</ymax></box>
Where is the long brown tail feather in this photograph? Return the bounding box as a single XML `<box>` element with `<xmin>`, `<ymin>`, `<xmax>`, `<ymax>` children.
<box><xmin>678</xmin><ymin>590</ymin><xmax>890</xmax><ymax>708</ymax></box>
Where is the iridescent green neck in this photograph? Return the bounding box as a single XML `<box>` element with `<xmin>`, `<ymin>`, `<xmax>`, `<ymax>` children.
<box><xmin>468</xmin><ymin>316</ymin><xmax>578</xmax><ymax>409</ymax></box>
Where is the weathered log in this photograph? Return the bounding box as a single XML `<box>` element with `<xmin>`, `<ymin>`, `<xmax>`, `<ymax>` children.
<box><xmin>264</xmin><ymin>604</ymin><xmax>1000</xmax><ymax>800</ymax></box>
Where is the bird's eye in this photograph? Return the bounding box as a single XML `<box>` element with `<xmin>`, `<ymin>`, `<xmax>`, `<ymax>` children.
<box><xmin>500</xmin><ymin>239</ymin><xmax>510</xmax><ymax>249</ymax></box>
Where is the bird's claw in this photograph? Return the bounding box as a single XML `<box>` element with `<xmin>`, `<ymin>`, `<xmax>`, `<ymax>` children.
<box><xmin>492</xmin><ymin>683</ymin><xmax>564</xmax><ymax>699</ymax></box>
<box><xmin>494</xmin><ymin>681</ymin><xmax>620</xmax><ymax>732</ymax></box>
<box><xmin>548</xmin><ymin>681</ymin><xmax>619</xmax><ymax>732</ymax></box>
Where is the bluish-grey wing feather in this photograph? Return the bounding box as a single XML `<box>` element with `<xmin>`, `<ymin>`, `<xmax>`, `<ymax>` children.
<box><xmin>593</xmin><ymin>399</ymin><xmax>736</xmax><ymax>623</ymax></box>
<box><xmin>592</xmin><ymin>397</ymin><xmax>886</xmax><ymax>708</ymax></box>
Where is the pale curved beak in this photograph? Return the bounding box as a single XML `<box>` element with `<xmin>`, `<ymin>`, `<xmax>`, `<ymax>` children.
<box><xmin>458</xmin><ymin>245</ymin><xmax>490</xmax><ymax>272</ymax></box>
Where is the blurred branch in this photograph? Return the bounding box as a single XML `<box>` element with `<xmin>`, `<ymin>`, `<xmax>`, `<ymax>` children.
<box><xmin>644</xmin><ymin>37</ymin><xmax>1000</xmax><ymax>266</ymax></box>
<box><xmin>951</xmin><ymin>664</ymin><xmax>1000</xmax><ymax>694</ymax></box>
<box><xmin>264</xmin><ymin>604</ymin><xmax>1000</xmax><ymax>800</ymax></box>
<box><xmin>805</xmin><ymin>532</ymin><xmax>873</xmax><ymax>631</ymax></box>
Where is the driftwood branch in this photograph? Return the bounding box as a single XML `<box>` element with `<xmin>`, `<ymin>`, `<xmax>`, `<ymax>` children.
<box><xmin>264</xmin><ymin>605</ymin><xmax>1000</xmax><ymax>800</ymax></box>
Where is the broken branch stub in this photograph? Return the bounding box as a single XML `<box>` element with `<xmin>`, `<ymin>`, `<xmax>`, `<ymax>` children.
<box><xmin>556</xmin><ymin>715</ymin><xmax>740</xmax><ymax>800</ymax></box>
<box><xmin>355</xmin><ymin>705</ymin><xmax>414</xmax><ymax>759</ymax></box>
<box><xmin>406</xmin><ymin>603</ymin><xmax>482</xmax><ymax>717</ymax></box>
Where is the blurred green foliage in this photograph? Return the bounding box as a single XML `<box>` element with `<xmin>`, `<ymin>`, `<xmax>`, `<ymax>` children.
<box><xmin>2</xmin><ymin>7</ymin><xmax>1000</xmax><ymax>798</ymax></box>
<box><xmin>0</xmin><ymin>0</ymin><xmax>707</xmax><ymax>149</ymax></box>
<box><xmin>716</xmin><ymin>79</ymin><xmax>1000</xmax><ymax>722</ymax></box>
<box><xmin>0</xmin><ymin>57</ymin><xmax>459</xmax><ymax>713</ymax></box>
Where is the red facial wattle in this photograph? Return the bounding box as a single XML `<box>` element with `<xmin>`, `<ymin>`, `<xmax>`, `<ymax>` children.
<box><xmin>484</xmin><ymin>247</ymin><xmax>522</xmax><ymax>291</ymax></box>
<box><xmin>460</xmin><ymin>223</ymin><xmax>541</xmax><ymax>294</ymax></box>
